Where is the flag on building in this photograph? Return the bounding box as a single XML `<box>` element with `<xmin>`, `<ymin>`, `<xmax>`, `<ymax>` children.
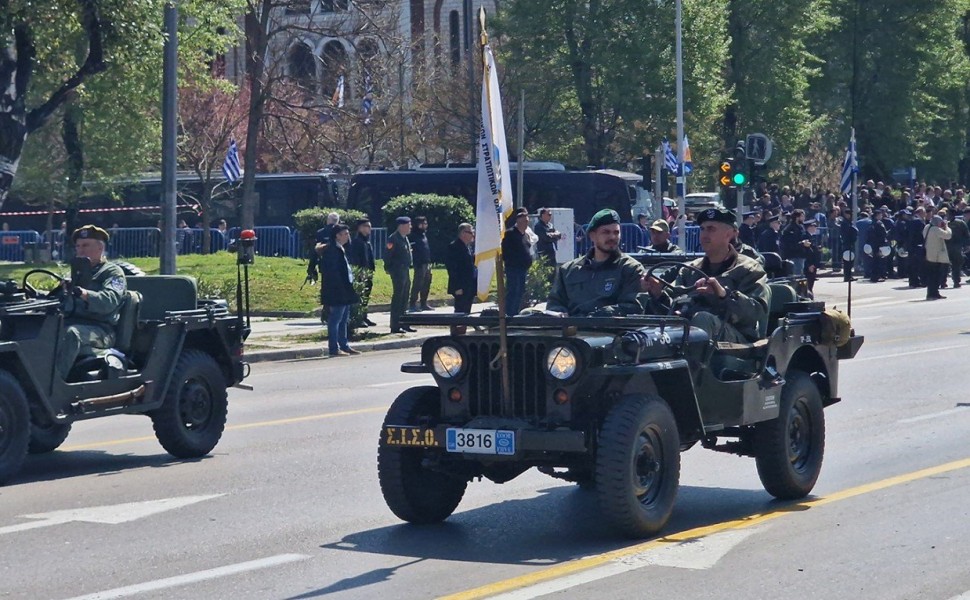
<box><xmin>361</xmin><ymin>74</ymin><xmax>374</xmax><ymax>125</ymax></box>
<box><xmin>332</xmin><ymin>75</ymin><xmax>345</xmax><ymax>108</ymax></box>
<box><xmin>474</xmin><ymin>14</ymin><xmax>512</xmax><ymax>301</ymax></box>
<box><xmin>840</xmin><ymin>129</ymin><xmax>858</xmax><ymax>195</ymax></box>
<box><xmin>662</xmin><ymin>138</ymin><xmax>678</xmax><ymax>172</ymax></box>
<box><xmin>222</xmin><ymin>138</ymin><xmax>241</xmax><ymax>183</ymax></box>
<box><xmin>681</xmin><ymin>135</ymin><xmax>693</xmax><ymax>175</ymax></box>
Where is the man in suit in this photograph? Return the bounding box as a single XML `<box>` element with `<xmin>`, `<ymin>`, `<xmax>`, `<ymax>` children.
<box><xmin>445</xmin><ymin>223</ymin><xmax>477</xmax><ymax>314</ymax></box>
<box><xmin>385</xmin><ymin>216</ymin><xmax>415</xmax><ymax>333</ymax></box>
<box><xmin>348</xmin><ymin>217</ymin><xmax>377</xmax><ymax>327</ymax></box>
<box><xmin>501</xmin><ymin>207</ymin><xmax>533</xmax><ymax>316</ymax></box>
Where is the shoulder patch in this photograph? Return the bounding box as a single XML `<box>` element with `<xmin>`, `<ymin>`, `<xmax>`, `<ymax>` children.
<box><xmin>107</xmin><ymin>277</ymin><xmax>126</xmax><ymax>293</ymax></box>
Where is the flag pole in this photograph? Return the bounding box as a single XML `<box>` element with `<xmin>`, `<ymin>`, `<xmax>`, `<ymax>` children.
<box><xmin>478</xmin><ymin>9</ymin><xmax>511</xmax><ymax>409</ymax></box>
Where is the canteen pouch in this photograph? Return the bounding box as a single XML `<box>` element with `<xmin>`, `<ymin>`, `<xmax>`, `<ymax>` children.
<box><xmin>819</xmin><ymin>308</ymin><xmax>851</xmax><ymax>347</ymax></box>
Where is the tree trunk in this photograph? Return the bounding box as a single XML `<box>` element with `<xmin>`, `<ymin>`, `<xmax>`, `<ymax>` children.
<box><xmin>240</xmin><ymin>2</ymin><xmax>272</xmax><ymax>230</ymax></box>
<box><xmin>61</xmin><ymin>104</ymin><xmax>85</xmax><ymax>262</ymax></box>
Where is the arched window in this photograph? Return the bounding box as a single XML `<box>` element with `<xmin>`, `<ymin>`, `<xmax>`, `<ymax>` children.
<box><xmin>321</xmin><ymin>40</ymin><xmax>349</xmax><ymax>100</ymax></box>
<box><xmin>449</xmin><ymin>10</ymin><xmax>460</xmax><ymax>67</ymax></box>
<box><xmin>287</xmin><ymin>43</ymin><xmax>317</xmax><ymax>93</ymax></box>
<box><xmin>357</xmin><ymin>39</ymin><xmax>380</xmax><ymax>94</ymax></box>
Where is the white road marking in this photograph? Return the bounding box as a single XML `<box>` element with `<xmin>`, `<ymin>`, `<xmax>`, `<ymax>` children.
<box><xmin>946</xmin><ymin>592</ymin><xmax>970</xmax><ymax>600</ymax></box>
<box><xmin>897</xmin><ymin>406</ymin><xmax>970</xmax><ymax>424</ymax></box>
<box><xmin>0</xmin><ymin>494</ymin><xmax>223</xmax><ymax>537</ymax></box>
<box><xmin>851</xmin><ymin>344</ymin><xmax>969</xmax><ymax>363</ymax></box>
<box><xmin>61</xmin><ymin>553</ymin><xmax>309</xmax><ymax>600</ymax></box>
<box><xmin>848</xmin><ymin>315</ymin><xmax>883</xmax><ymax>321</ymax></box>
<box><xmin>367</xmin><ymin>377</ymin><xmax>434</xmax><ymax>388</ymax></box>
<box><xmin>487</xmin><ymin>529</ymin><xmax>758</xmax><ymax>599</ymax></box>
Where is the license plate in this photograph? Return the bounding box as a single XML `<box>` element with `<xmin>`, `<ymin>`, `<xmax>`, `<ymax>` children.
<box><xmin>446</xmin><ymin>428</ymin><xmax>515</xmax><ymax>455</ymax></box>
<box><xmin>383</xmin><ymin>426</ymin><xmax>440</xmax><ymax>447</ymax></box>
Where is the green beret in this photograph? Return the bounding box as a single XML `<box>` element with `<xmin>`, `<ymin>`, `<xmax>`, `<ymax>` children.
<box><xmin>696</xmin><ymin>207</ymin><xmax>736</xmax><ymax>226</ymax></box>
<box><xmin>588</xmin><ymin>209</ymin><xmax>620</xmax><ymax>231</ymax></box>
<box><xmin>71</xmin><ymin>225</ymin><xmax>109</xmax><ymax>243</ymax></box>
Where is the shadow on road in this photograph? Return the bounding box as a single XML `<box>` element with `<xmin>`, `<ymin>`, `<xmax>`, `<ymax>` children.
<box><xmin>304</xmin><ymin>483</ymin><xmax>778</xmax><ymax>597</ymax></box>
<box><xmin>13</xmin><ymin>450</ymin><xmax>204</xmax><ymax>485</ymax></box>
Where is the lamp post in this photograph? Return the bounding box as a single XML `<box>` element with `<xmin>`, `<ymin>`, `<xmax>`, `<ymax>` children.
<box><xmin>674</xmin><ymin>0</ymin><xmax>686</xmax><ymax>247</ymax></box>
<box><xmin>160</xmin><ymin>1</ymin><xmax>178</xmax><ymax>275</ymax></box>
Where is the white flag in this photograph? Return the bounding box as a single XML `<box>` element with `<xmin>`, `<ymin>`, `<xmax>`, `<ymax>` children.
<box><xmin>474</xmin><ymin>18</ymin><xmax>512</xmax><ymax>301</ymax></box>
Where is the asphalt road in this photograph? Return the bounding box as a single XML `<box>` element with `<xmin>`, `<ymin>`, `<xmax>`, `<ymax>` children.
<box><xmin>2</xmin><ymin>277</ymin><xmax>970</xmax><ymax>600</ymax></box>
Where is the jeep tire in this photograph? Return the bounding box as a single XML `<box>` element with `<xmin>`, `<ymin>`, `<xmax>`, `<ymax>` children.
<box><xmin>151</xmin><ymin>350</ymin><xmax>228</xmax><ymax>459</ymax></box>
<box><xmin>754</xmin><ymin>370</ymin><xmax>825</xmax><ymax>499</ymax></box>
<box><xmin>28</xmin><ymin>419</ymin><xmax>72</xmax><ymax>454</ymax></box>
<box><xmin>378</xmin><ymin>386</ymin><xmax>466</xmax><ymax>524</ymax></box>
<box><xmin>595</xmin><ymin>394</ymin><xmax>680</xmax><ymax>538</ymax></box>
<box><xmin>0</xmin><ymin>370</ymin><xmax>30</xmax><ymax>484</ymax></box>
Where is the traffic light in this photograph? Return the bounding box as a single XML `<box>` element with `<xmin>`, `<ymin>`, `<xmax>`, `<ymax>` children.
<box><xmin>732</xmin><ymin>142</ymin><xmax>749</xmax><ymax>187</ymax></box>
<box><xmin>719</xmin><ymin>159</ymin><xmax>735</xmax><ymax>188</ymax></box>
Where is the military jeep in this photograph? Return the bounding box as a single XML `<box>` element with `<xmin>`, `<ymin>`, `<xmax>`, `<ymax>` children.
<box><xmin>377</xmin><ymin>270</ymin><xmax>863</xmax><ymax>538</ymax></box>
<box><xmin>0</xmin><ymin>262</ymin><xmax>251</xmax><ymax>485</ymax></box>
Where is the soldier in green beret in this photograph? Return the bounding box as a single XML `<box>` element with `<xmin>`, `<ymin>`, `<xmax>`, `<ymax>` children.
<box><xmin>642</xmin><ymin>207</ymin><xmax>769</xmax><ymax>343</ymax></box>
<box><xmin>546</xmin><ymin>209</ymin><xmax>646</xmax><ymax>316</ymax></box>
<box><xmin>56</xmin><ymin>225</ymin><xmax>128</xmax><ymax>378</ymax></box>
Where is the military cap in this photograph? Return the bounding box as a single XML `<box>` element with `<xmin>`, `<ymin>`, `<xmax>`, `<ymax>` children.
<box><xmin>356</xmin><ymin>216</ymin><xmax>371</xmax><ymax>227</ymax></box>
<box><xmin>72</xmin><ymin>224</ymin><xmax>109</xmax><ymax>243</ymax></box>
<box><xmin>766</xmin><ymin>214</ymin><xmax>780</xmax><ymax>223</ymax></box>
<box><xmin>695</xmin><ymin>207</ymin><xmax>736</xmax><ymax>226</ymax></box>
<box><xmin>648</xmin><ymin>219</ymin><xmax>670</xmax><ymax>233</ymax></box>
<box><xmin>587</xmin><ymin>208</ymin><xmax>621</xmax><ymax>231</ymax></box>
<box><xmin>743</xmin><ymin>211</ymin><xmax>757</xmax><ymax>219</ymax></box>
<box><xmin>395</xmin><ymin>216</ymin><xmax>411</xmax><ymax>225</ymax></box>
<box><xmin>805</xmin><ymin>219</ymin><xmax>818</xmax><ymax>227</ymax></box>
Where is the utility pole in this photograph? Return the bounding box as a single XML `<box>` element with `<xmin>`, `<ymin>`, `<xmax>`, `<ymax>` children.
<box><xmin>674</xmin><ymin>0</ymin><xmax>686</xmax><ymax>247</ymax></box>
<box><xmin>160</xmin><ymin>2</ymin><xmax>178</xmax><ymax>275</ymax></box>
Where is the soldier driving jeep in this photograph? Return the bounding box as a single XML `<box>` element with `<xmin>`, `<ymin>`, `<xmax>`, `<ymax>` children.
<box><xmin>641</xmin><ymin>207</ymin><xmax>769</xmax><ymax>343</ymax></box>
<box><xmin>55</xmin><ymin>225</ymin><xmax>127</xmax><ymax>379</ymax></box>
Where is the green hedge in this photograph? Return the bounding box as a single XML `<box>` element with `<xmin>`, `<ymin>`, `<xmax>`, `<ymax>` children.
<box><xmin>293</xmin><ymin>207</ymin><xmax>369</xmax><ymax>255</ymax></box>
<box><xmin>382</xmin><ymin>194</ymin><xmax>475</xmax><ymax>262</ymax></box>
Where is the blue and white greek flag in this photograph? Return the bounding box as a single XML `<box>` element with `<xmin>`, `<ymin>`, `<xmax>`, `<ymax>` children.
<box><xmin>662</xmin><ymin>138</ymin><xmax>678</xmax><ymax>172</ymax></box>
<box><xmin>840</xmin><ymin>129</ymin><xmax>857</xmax><ymax>195</ymax></box>
<box><xmin>361</xmin><ymin>74</ymin><xmax>374</xmax><ymax>124</ymax></box>
<box><xmin>222</xmin><ymin>138</ymin><xmax>241</xmax><ymax>183</ymax></box>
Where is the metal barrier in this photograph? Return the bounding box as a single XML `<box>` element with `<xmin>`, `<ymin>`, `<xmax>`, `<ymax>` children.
<box><xmin>371</xmin><ymin>227</ymin><xmax>388</xmax><ymax>261</ymax></box>
<box><xmin>227</xmin><ymin>226</ymin><xmax>295</xmax><ymax>257</ymax></box>
<box><xmin>107</xmin><ymin>227</ymin><xmax>161</xmax><ymax>258</ymax></box>
<box><xmin>0</xmin><ymin>231</ymin><xmax>42</xmax><ymax>262</ymax></box>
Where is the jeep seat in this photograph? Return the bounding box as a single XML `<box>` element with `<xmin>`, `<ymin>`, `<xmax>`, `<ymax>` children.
<box><xmin>113</xmin><ymin>290</ymin><xmax>141</xmax><ymax>353</ymax></box>
<box><xmin>127</xmin><ymin>275</ymin><xmax>197</xmax><ymax>321</ymax></box>
<box><xmin>767</xmin><ymin>282</ymin><xmax>798</xmax><ymax>331</ymax></box>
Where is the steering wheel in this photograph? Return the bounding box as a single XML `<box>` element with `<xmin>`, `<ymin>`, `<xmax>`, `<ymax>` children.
<box><xmin>22</xmin><ymin>269</ymin><xmax>66</xmax><ymax>299</ymax></box>
<box><xmin>644</xmin><ymin>262</ymin><xmax>712</xmax><ymax>316</ymax></box>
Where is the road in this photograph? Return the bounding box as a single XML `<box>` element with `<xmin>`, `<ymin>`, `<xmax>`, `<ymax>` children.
<box><xmin>2</xmin><ymin>277</ymin><xmax>969</xmax><ymax>600</ymax></box>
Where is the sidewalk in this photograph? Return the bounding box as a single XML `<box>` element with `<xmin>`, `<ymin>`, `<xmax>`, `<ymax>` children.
<box><xmin>244</xmin><ymin>302</ymin><xmax>481</xmax><ymax>363</ymax></box>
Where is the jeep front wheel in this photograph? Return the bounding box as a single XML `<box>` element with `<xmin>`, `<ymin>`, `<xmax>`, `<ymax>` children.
<box><xmin>595</xmin><ymin>394</ymin><xmax>680</xmax><ymax>538</ymax></box>
<box><xmin>754</xmin><ymin>370</ymin><xmax>825</xmax><ymax>499</ymax></box>
<box><xmin>378</xmin><ymin>386</ymin><xmax>466</xmax><ymax>524</ymax></box>
<box><xmin>28</xmin><ymin>419</ymin><xmax>72</xmax><ymax>454</ymax></box>
<box><xmin>0</xmin><ymin>370</ymin><xmax>30</xmax><ymax>484</ymax></box>
<box><xmin>150</xmin><ymin>350</ymin><xmax>228</xmax><ymax>459</ymax></box>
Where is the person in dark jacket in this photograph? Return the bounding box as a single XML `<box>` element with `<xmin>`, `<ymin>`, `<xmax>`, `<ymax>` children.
<box><xmin>408</xmin><ymin>216</ymin><xmax>433</xmax><ymax>311</ymax></box>
<box><xmin>306</xmin><ymin>212</ymin><xmax>340</xmax><ymax>284</ymax></box>
<box><xmin>501</xmin><ymin>207</ymin><xmax>533</xmax><ymax>316</ymax></box>
<box><xmin>839</xmin><ymin>211</ymin><xmax>859</xmax><ymax>282</ymax></box>
<box><xmin>347</xmin><ymin>217</ymin><xmax>377</xmax><ymax>327</ymax></box>
<box><xmin>780</xmin><ymin>209</ymin><xmax>811</xmax><ymax>275</ymax></box>
<box><xmin>739</xmin><ymin>211</ymin><xmax>758</xmax><ymax>247</ymax></box>
<box><xmin>804</xmin><ymin>220</ymin><xmax>822</xmax><ymax>295</ymax></box>
<box><xmin>866</xmin><ymin>209</ymin><xmax>890</xmax><ymax>282</ymax></box>
<box><xmin>534</xmin><ymin>208</ymin><xmax>564</xmax><ymax>264</ymax></box>
<box><xmin>385</xmin><ymin>216</ymin><xmax>414</xmax><ymax>333</ymax></box>
<box><xmin>945</xmin><ymin>208</ymin><xmax>970</xmax><ymax>287</ymax></box>
<box><xmin>320</xmin><ymin>224</ymin><xmax>360</xmax><ymax>356</ymax></box>
<box><xmin>906</xmin><ymin>207</ymin><xmax>928</xmax><ymax>287</ymax></box>
<box><xmin>757</xmin><ymin>214</ymin><xmax>781</xmax><ymax>254</ymax></box>
<box><xmin>445</xmin><ymin>223</ymin><xmax>477</xmax><ymax>313</ymax></box>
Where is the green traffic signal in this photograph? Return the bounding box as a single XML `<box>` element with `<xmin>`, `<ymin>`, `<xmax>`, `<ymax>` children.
<box><xmin>732</xmin><ymin>172</ymin><xmax>748</xmax><ymax>186</ymax></box>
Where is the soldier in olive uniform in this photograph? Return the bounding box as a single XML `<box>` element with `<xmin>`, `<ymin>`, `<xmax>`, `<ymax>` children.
<box><xmin>385</xmin><ymin>216</ymin><xmax>415</xmax><ymax>333</ymax></box>
<box><xmin>547</xmin><ymin>209</ymin><xmax>646</xmax><ymax>316</ymax></box>
<box><xmin>56</xmin><ymin>225</ymin><xmax>128</xmax><ymax>378</ymax></box>
<box><xmin>643</xmin><ymin>208</ymin><xmax>769</xmax><ymax>343</ymax></box>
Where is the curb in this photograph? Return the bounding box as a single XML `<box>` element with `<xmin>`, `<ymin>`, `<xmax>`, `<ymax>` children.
<box><xmin>245</xmin><ymin>333</ymin><xmax>433</xmax><ymax>363</ymax></box>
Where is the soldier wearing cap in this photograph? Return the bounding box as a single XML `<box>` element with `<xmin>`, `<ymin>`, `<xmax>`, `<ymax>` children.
<box><xmin>642</xmin><ymin>208</ymin><xmax>769</xmax><ymax>343</ymax></box>
<box><xmin>756</xmin><ymin>214</ymin><xmax>782</xmax><ymax>254</ymax></box>
<box><xmin>638</xmin><ymin>219</ymin><xmax>682</xmax><ymax>254</ymax></box>
<box><xmin>547</xmin><ymin>209</ymin><xmax>646</xmax><ymax>316</ymax></box>
<box><xmin>385</xmin><ymin>216</ymin><xmax>415</xmax><ymax>333</ymax></box>
<box><xmin>739</xmin><ymin>211</ymin><xmax>758</xmax><ymax>247</ymax></box>
<box><xmin>501</xmin><ymin>207</ymin><xmax>533</xmax><ymax>316</ymax></box>
<box><xmin>348</xmin><ymin>217</ymin><xmax>377</xmax><ymax>327</ymax></box>
<box><xmin>56</xmin><ymin>225</ymin><xmax>128</xmax><ymax>378</ymax></box>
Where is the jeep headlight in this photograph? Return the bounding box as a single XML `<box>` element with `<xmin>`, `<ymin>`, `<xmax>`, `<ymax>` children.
<box><xmin>546</xmin><ymin>346</ymin><xmax>577</xmax><ymax>380</ymax></box>
<box><xmin>432</xmin><ymin>345</ymin><xmax>464</xmax><ymax>378</ymax></box>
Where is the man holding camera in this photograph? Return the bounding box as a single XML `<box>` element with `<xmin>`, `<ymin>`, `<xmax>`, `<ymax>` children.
<box><xmin>56</xmin><ymin>225</ymin><xmax>128</xmax><ymax>378</ymax></box>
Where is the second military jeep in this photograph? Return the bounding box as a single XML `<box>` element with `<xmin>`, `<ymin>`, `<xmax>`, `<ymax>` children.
<box><xmin>0</xmin><ymin>262</ymin><xmax>251</xmax><ymax>485</ymax></box>
<box><xmin>377</xmin><ymin>270</ymin><xmax>863</xmax><ymax>538</ymax></box>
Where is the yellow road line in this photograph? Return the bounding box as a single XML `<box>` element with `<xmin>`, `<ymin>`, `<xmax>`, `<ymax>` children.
<box><xmin>440</xmin><ymin>456</ymin><xmax>970</xmax><ymax>600</ymax></box>
<box><xmin>59</xmin><ymin>406</ymin><xmax>388</xmax><ymax>451</ymax></box>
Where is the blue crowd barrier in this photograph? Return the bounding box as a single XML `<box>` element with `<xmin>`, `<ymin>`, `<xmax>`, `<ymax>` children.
<box><xmin>0</xmin><ymin>230</ymin><xmax>42</xmax><ymax>262</ymax></box>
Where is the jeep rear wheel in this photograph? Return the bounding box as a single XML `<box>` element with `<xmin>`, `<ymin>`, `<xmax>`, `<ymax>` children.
<box><xmin>595</xmin><ymin>394</ymin><xmax>680</xmax><ymax>538</ymax></box>
<box><xmin>150</xmin><ymin>350</ymin><xmax>228</xmax><ymax>459</ymax></box>
<box><xmin>754</xmin><ymin>370</ymin><xmax>825</xmax><ymax>499</ymax></box>
<box><xmin>28</xmin><ymin>419</ymin><xmax>71</xmax><ymax>454</ymax></box>
<box><xmin>378</xmin><ymin>386</ymin><xmax>466</xmax><ymax>524</ymax></box>
<box><xmin>0</xmin><ymin>371</ymin><xmax>30</xmax><ymax>484</ymax></box>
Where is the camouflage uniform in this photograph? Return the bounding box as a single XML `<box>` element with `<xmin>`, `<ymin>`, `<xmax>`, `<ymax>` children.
<box><xmin>547</xmin><ymin>249</ymin><xmax>646</xmax><ymax>316</ymax></box>
<box><xmin>57</xmin><ymin>260</ymin><xmax>127</xmax><ymax>377</ymax></box>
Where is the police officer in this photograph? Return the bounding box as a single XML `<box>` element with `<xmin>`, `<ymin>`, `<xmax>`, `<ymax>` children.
<box><xmin>56</xmin><ymin>225</ymin><xmax>128</xmax><ymax>379</ymax></box>
<box><xmin>348</xmin><ymin>217</ymin><xmax>377</xmax><ymax>327</ymax></box>
<box><xmin>757</xmin><ymin>214</ymin><xmax>781</xmax><ymax>254</ymax></box>
<box><xmin>839</xmin><ymin>210</ymin><xmax>859</xmax><ymax>282</ymax></box>
<box><xmin>907</xmin><ymin>207</ymin><xmax>928</xmax><ymax>287</ymax></box>
<box><xmin>385</xmin><ymin>216</ymin><xmax>415</xmax><ymax>333</ymax></box>
<box><xmin>408</xmin><ymin>216</ymin><xmax>433</xmax><ymax>312</ymax></box>
<box><xmin>547</xmin><ymin>209</ymin><xmax>645</xmax><ymax>316</ymax></box>
<box><xmin>866</xmin><ymin>209</ymin><xmax>889</xmax><ymax>282</ymax></box>
<box><xmin>643</xmin><ymin>207</ymin><xmax>769</xmax><ymax>343</ymax></box>
<box><xmin>739</xmin><ymin>211</ymin><xmax>758</xmax><ymax>247</ymax></box>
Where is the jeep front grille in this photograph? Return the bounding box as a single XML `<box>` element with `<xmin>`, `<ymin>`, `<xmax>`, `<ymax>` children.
<box><xmin>465</xmin><ymin>340</ymin><xmax>548</xmax><ymax>420</ymax></box>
